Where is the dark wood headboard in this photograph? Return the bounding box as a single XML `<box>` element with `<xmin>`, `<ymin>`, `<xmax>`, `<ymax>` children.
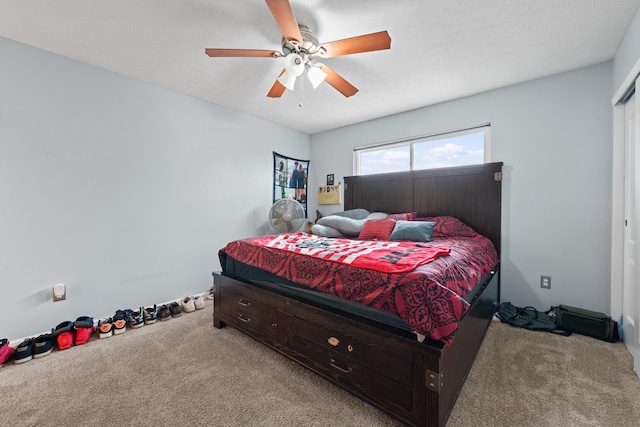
<box><xmin>344</xmin><ymin>162</ymin><xmax>503</xmax><ymax>256</ymax></box>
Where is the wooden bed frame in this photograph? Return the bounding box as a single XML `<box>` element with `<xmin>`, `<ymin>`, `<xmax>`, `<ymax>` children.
<box><xmin>212</xmin><ymin>162</ymin><xmax>503</xmax><ymax>427</ymax></box>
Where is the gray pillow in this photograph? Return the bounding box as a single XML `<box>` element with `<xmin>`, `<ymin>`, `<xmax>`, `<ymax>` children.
<box><xmin>389</xmin><ymin>220</ymin><xmax>436</xmax><ymax>242</ymax></box>
<box><xmin>329</xmin><ymin>208</ymin><xmax>370</xmax><ymax>220</ymax></box>
<box><xmin>366</xmin><ymin>212</ymin><xmax>389</xmax><ymax>220</ymax></box>
<box><xmin>316</xmin><ymin>215</ymin><xmax>365</xmax><ymax>236</ymax></box>
<box><xmin>310</xmin><ymin>224</ymin><xmax>344</xmax><ymax>238</ymax></box>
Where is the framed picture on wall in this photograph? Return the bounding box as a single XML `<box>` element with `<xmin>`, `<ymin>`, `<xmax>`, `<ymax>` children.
<box><xmin>327</xmin><ymin>174</ymin><xmax>334</xmax><ymax>185</ymax></box>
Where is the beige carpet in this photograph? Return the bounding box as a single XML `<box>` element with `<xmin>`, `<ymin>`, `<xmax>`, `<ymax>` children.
<box><xmin>1</xmin><ymin>299</ymin><xmax>639</xmax><ymax>427</ymax></box>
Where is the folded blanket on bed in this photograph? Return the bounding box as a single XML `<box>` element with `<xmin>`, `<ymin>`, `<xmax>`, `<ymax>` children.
<box><xmin>265</xmin><ymin>233</ymin><xmax>450</xmax><ymax>274</ymax></box>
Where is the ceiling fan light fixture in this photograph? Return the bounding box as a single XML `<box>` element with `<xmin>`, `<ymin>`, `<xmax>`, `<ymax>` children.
<box><xmin>278</xmin><ymin>71</ymin><xmax>297</xmax><ymax>91</ymax></box>
<box><xmin>284</xmin><ymin>53</ymin><xmax>305</xmax><ymax>77</ymax></box>
<box><xmin>307</xmin><ymin>65</ymin><xmax>327</xmax><ymax>89</ymax></box>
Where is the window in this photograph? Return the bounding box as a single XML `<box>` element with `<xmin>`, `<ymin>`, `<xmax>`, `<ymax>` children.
<box><xmin>354</xmin><ymin>125</ymin><xmax>490</xmax><ymax>175</ymax></box>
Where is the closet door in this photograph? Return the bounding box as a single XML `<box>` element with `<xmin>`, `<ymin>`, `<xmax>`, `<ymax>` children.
<box><xmin>623</xmin><ymin>84</ymin><xmax>640</xmax><ymax>373</ymax></box>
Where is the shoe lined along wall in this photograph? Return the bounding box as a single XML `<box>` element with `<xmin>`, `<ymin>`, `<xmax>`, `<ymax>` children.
<box><xmin>0</xmin><ymin>289</ymin><xmax>213</xmax><ymax>367</ymax></box>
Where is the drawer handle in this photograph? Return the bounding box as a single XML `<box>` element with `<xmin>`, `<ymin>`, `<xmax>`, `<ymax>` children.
<box><xmin>330</xmin><ymin>359</ymin><xmax>353</xmax><ymax>374</ymax></box>
<box><xmin>238</xmin><ymin>314</ymin><xmax>251</xmax><ymax>323</ymax></box>
<box><xmin>237</xmin><ymin>299</ymin><xmax>251</xmax><ymax>307</ymax></box>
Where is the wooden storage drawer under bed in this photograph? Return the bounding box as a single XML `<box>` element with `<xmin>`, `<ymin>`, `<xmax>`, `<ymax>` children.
<box><xmin>213</xmin><ymin>275</ymin><xmax>433</xmax><ymax>424</ymax></box>
<box><xmin>288</xmin><ymin>314</ymin><xmax>414</xmax><ymax>411</ymax></box>
<box><xmin>217</xmin><ymin>284</ymin><xmax>278</xmax><ymax>341</ymax></box>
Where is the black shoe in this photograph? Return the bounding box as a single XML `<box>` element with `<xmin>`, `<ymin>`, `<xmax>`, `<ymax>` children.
<box><xmin>33</xmin><ymin>334</ymin><xmax>54</xmax><ymax>359</ymax></box>
<box><xmin>13</xmin><ymin>338</ymin><xmax>35</xmax><ymax>364</ymax></box>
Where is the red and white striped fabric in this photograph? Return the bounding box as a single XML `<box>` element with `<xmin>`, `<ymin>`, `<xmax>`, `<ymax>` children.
<box><xmin>265</xmin><ymin>233</ymin><xmax>450</xmax><ymax>274</ymax></box>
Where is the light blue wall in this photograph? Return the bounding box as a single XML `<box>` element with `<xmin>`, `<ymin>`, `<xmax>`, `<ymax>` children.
<box><xmin>0</xmin><ymin>37</ymin><xmax>310</xmax><ymax>340</ymax></box>
<box><xmin>310</xmin><ymin>62</ymin><xmax>613</xmax><ymax>314</ymax></box>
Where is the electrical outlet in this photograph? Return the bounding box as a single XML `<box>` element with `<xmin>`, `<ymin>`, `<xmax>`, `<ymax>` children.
<box><xmin>53</xmin><ymin>283</ymin><xmax>66</xmax><ymax>302</ymax></box>
<box><xmin>540</xmin><ymin>275</ymin><xmax>551</xmax><ymax>289</ymax></box>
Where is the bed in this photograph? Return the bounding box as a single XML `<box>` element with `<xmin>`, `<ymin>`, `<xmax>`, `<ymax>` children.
<box><xmin>212</xmin><ymin>162</ymin><xmax>503</xmax><ymax>427</ymax></box>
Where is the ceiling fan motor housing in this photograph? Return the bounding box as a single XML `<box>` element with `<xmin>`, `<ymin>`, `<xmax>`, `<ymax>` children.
<box><xmin>283</xmin><ymin>25</ymin><xmax>323</xmax><ymax>58</ymax></box>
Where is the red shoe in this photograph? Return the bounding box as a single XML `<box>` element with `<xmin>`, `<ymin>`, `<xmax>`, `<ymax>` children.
<box><xmin>74</xmin><ymin>316</ymin><xmax>94</xmax><ymax>345</ymax></box>
<box><xmin>0</xmin><ymin>338</ymin><xmax>15</xmax><ymax>367</ymax></box>
<box><xmin>52</xmin><ymin>321</ymin><xmax>75</xmax><ymax>350</ymax></box>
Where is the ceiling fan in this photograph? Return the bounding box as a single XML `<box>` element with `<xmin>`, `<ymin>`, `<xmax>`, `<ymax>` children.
<box><xmin>205</xmin><ymin>0</ymin><xmax>391</xmax><ymax>98</ymax></box>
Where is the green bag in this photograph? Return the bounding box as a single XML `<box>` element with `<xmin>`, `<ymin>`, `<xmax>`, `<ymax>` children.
<box><xmin>550</xmin><ymin>304</ymin><xmax>620</xmax><ymax>343</ymax></box>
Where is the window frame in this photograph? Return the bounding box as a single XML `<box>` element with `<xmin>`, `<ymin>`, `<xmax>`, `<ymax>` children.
<box><xmin>353</xmin><ymin>124</ymin><xmax>491</xmax><ymax>175</ymax></box>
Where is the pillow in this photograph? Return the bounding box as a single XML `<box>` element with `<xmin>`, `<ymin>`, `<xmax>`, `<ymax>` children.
<box><xmin>415</xmin><ymin>216</ymin><xmax>477</xmax><ymax>237</ymax></box>
<box><xmin>389</xmin><ymin>220</ymin><xmax>436</xmax><ymax>242</ymax></box>
<box><xmin>311</xmin><ymin>224</ymin><xmax>344</xmax><ymax>238</ymax></box>
<box><xmin>316</xmin><ymin>215</ymin><xmax>365</xmax><ymax>236</ymax></box>
<box><xmin>329</xmin><ymin>208</ymin><xmax>370</xmax><ymax>220</ymax></box>
<box><xmin>387</xmin><ymin>212</ymin><xmax>417</xmax><ymax>221</ymax></box>
<box><xmin>366</xmin><ymin>212</ymin><xmax>389</xmax><ymax>220</ymax></box>
<box><xmin>358</xmin><ymin>219</ymin><xmax>396</xmax><ymax>240</ymax></box>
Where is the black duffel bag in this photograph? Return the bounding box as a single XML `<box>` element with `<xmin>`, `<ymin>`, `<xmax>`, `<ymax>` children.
<box><xmin>549</xmin><ymin>304</ymin><xmax>620</xmax><ymax>342</ymax></box>
<box><xmin>496</xmin><ymin>302</ymin><xmax>569</xmax><ymax>335</ymax></box>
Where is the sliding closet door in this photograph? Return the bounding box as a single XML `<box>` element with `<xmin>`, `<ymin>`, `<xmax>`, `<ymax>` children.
<box><xmin>623</xmin><ymin>84</ymin><xmax>640</xmax><ymax>374</ymax></box>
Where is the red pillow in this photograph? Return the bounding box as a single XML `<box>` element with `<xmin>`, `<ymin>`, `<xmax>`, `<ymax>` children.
<box><xmin>415</xmin><ymin>216</ymin><xmax>477</xmax><ymax>237</ymax></box>
<box><xmin>387</xmin><ymin>212</ymin><xmax>417</xmax><ymax>221</ymax></box>
<box><xmin>358</xmin><ymin>219</ymin><xmax>396</xmax><ymax>240</ymax></box>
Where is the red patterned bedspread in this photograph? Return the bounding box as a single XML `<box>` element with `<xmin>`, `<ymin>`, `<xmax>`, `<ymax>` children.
<box><xmin>220</xmin><ymin>233</ymin><xmax>498</xmax><ymax>346</ymax></box>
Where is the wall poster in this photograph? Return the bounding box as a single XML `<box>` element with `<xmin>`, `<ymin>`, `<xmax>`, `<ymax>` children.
<box><xmin>273</xmin><ymin>152</ymin><xmax>309</xmax><ymax>217</ymax></box>
<box><xmin>318</xmin><ymin>185</ymin><xmax>342</xmax><ymax>204</ymax></box>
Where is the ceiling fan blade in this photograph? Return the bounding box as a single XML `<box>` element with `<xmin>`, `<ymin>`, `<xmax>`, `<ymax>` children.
<box><xmin>320</xmin><ymin>31</ymin><xmax>391</xmax><ymax>58</ymax></box>
<box><xmin>265</xmin><ymin>0</ymin><xmax>303</xmax><ymax>44</ymax></box>
<box><xmin>316</xmin><ymin>64</ymin><xmax>358</xmax><ymax>97</ymax></box>
<box><xmin>267</xmin><ymin>69</ymin><xmax>287</xmax><ymax>98</ymax></box>
<box><xmin>205</xmin><ymin>48</ymin><xmax>281</xmax><ymax>58</ymax></box>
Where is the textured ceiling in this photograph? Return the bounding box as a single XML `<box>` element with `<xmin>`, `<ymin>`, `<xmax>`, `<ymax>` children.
<box><xmin>1</xmin><ymin>0</ymin><xmax>639</xmax><ymax>134</ymax></box>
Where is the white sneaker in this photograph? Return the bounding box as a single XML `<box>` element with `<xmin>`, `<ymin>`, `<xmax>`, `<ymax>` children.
<box><xmin>180</xmin><ymin>296</ymin><xmax>196</xmax><ymax>313</ymax></box>
<box><xmin>194</xmin><ymin>295</ymin><xmax>205</xmax><ymax>310</ymax></box>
